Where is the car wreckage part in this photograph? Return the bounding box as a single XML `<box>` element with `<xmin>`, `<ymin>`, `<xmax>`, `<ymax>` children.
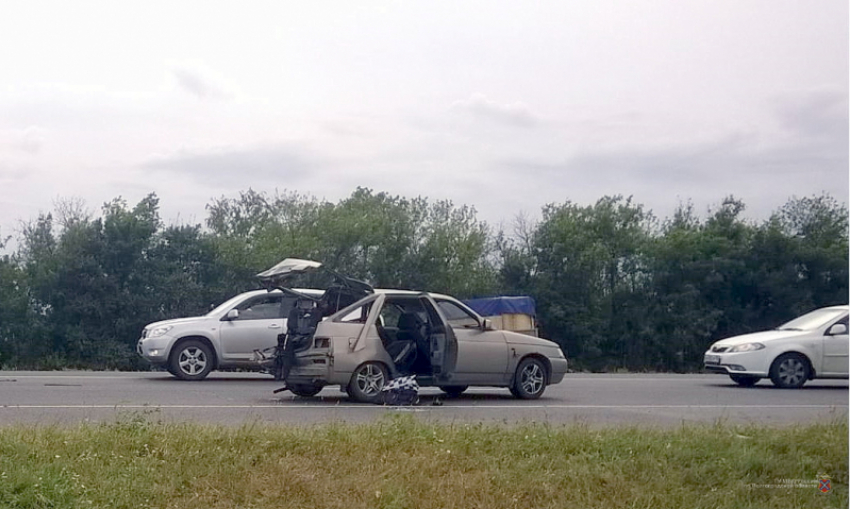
<box><xmin>381</xmin><ymin>375</ymin><xmax>420</xmax><ymax>405</ymax></box>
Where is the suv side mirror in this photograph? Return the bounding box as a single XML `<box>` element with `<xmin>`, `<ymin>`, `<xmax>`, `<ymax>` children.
<box><xmin>481</xmin><ymin>318</ymin><xmax>494</xmax><ymax>331</ymax></box>
<box><xmin>827</xmin><ymin>323</ymin><xmax>848</xmax><ymax>336</ymax></box>
<box><xmin>223</xmin><ymin>309</ymin><xmax>239</xmax><ymax>321</ymax></box>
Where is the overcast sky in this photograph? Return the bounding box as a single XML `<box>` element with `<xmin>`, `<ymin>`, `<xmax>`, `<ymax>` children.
<box><xmin>1</xmin><ymin>1</ymin><xmax>847</xmax><ymax>245</ymax></box>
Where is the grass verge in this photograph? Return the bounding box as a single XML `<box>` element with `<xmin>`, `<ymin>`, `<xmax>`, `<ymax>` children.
<box><xmin>0</xmin><ymin>414</ymin><xmax>845</xmax><ymax>509</ymax></box>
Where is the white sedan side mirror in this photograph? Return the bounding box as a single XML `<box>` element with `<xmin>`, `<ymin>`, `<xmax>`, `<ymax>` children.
<box><xmin>827</xmin><ymin>323</ymin><xmax>847</xmax><ymax>336</ymax></box>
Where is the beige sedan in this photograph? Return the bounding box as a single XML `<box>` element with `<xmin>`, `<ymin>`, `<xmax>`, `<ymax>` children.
<box><xmin>277</xmin><ymin>288</ymin><xmax>568</xmax><ymax>402</ymax></box>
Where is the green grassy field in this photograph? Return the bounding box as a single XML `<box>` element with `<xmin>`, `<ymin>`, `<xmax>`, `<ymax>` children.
<box><xmin>0</xmin><ymin>414</ymin><xmax>845</xmax><ymax>509</ymax></box>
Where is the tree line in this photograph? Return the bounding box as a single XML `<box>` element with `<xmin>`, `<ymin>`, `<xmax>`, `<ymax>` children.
<box><xmin>0</xmin><ymin>188</ymin><xmax>846</xmax><ymax>372</ymax></box>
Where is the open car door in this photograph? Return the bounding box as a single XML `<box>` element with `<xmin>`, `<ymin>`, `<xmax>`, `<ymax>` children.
<box><xmin>420</xmin><ymin>294</ymin><xmax>458</xmax><ymax>379</ymax></box>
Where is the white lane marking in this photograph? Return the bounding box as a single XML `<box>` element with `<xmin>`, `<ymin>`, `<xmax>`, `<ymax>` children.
<box><xmin>2</xmin><ymin>404</ymin><xmax>846</xmax><ymax>410</ymax></box>
<box><xmin>0</xmin><ymin>374</ymin><xmax>730</xmax><ymax>381</ymax></box>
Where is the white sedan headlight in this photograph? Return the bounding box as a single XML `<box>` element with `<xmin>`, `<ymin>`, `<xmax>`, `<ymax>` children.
<box><xmin>728</xmin><ymin>342</ymin><xmax>765</xmax><ymax>353</ymax></box>
<box><xmin>147</xmin><ymin>325</ymin><xmax>174</xmax><ymax>338</ymax></box>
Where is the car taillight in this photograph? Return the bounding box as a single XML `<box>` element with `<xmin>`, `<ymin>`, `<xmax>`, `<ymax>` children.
<box><xmin>314</xmin><ymin>337</ymin><xmax>330</xmax><ymax>349</ymax></box>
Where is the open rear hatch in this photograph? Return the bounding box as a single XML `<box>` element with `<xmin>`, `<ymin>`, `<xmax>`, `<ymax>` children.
<box><xmin>253</xmin><ymin>258</ymin><xmax>374</xmax><ymax>376</ymax></box>
<box><xmin>257</xmin><ymin>258</ymin><xmax>373</xmax><ymax>314</ymax></box>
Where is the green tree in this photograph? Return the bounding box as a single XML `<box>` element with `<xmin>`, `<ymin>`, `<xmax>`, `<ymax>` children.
<box><xmin>0</xmin><ymin>233</ymin><xmax>45</xmax><ymax>366</ymax></box>
<box><xmin>529</xmin><ymin>196</ymin><xmax>653</xmax><ymax>369</ymax></box>
<box><xmin>644</xmin><ymin>199</ymin><xmax>754</xmax><ymax>371</ymax></box>
<box><xmin>205</xmin><ymin>187</ymin><xmax>497</xmax><ymax>298</ymax></box>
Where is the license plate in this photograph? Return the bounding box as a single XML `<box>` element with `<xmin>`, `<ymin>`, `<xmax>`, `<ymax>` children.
<box><xmin>704</xmin><ymin>354</ymin><xmax>721</xmax><ymax>365</ymax></box>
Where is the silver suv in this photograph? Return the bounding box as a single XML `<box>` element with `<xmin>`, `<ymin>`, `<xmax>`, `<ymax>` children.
<box><xmin>137</xmin><ymin>288</ymin><xmax>322</xmax><ymax>380</ymax></box>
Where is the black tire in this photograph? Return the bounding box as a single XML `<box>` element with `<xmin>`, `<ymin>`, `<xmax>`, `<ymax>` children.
<box><xmin>347</xmin><ymin>362</ymin><xmax>388</xmax><ymax>403</ymax></box>
<box><xmin>769</xmin><ymin>353</ymin><xmax>810</xmax><ymax>389</ymax></box>
<box><xmin>168</xmin><ymin>339</ymin><xmax>214</xmax><ymax>381</ymax></box>
<box><xmin>439</xmin><ymin>385</ymin><xmax>468</xmax><ymax>397</ymax></box>
<box><xmin>512</xmin><ymin>357</ymin><xmax>548</xmax><ymax>399</ymax></box>
<box><xmin>288</xmin><ymin>384</ymin><xmax>323</xmax><ymax>398</ymax></box>
<box><xmin>730</xmin><ymin>374</ymin><xmax>760</xmax><ymax>387</ymax></box>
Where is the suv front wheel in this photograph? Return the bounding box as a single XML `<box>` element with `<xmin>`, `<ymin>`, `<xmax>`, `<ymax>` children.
<box><xmin>169</xmin><ymin>339</ymin><xmax>214</xmax><ymax>381</ymax></box>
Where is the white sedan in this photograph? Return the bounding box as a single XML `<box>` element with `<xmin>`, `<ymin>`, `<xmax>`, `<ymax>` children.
<box><xmin>704</xmin><ymin>305</ymin><xmax>849</xmax><ymax>388</ymax></box>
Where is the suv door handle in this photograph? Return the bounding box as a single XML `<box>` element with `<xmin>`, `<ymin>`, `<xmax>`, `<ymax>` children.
<box><xmin>268</xmin><ymin>324</ymin><xmax>281</xmax><ymax>329</ymax></box>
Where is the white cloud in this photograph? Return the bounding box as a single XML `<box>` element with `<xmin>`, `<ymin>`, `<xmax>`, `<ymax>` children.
<box><xmin>0</xmin><ymin>1</ymin><xmax>845</xmax><ymax>247</ymax></box>
<box><xmin>1</xmin><ymin>126</ymin><xmax>45</xmax><ymax>154</ymax></box>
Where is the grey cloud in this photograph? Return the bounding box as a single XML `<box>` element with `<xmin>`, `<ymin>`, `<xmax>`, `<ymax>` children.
<box><xmin>142</xmin><ymin>144</ymin><xmax>324</xmax><ymax>187</ymax></box>
<box><xmin>503</xmin><ymin>132</ymin><xmax>845</xmax><ymax>186</ymax></box>
<box><xmin>775</xmin><ymin>88</ymin><xmax>849</xmax><ymax>144</ymax></box>
<box><xmin>451</xmin><ymin>93</ymin><xmax>540</xmax><ymax>127</ymax></box>
<box><xmin>0</xmin><ymin>162</ymin><xmax>30</xmax><ymax>181</ymax></box>
<box><xmin>491</xmin><ymin>125</ymin><xmax>847</xmax><ymax>220</ymax></box>
<box><xmin>170</xmin><ymin>66</ymin><xmax>231</xmax><ymax>100</ymax></box>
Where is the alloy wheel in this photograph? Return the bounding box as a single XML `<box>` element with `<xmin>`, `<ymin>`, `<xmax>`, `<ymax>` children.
<box><xmin>178</xmin><ymin>347</ymin><xmax>208</xmax><ymax>376</ymax></box>
<box><xmin>520</xmin><ymin>362</ymin><xmax>545</xmax><ymax>395</ymax></box>
<box><xmin>355</xmin><ymin>364</ymin><xmax>385</xmax><ymax>396</ymax></box>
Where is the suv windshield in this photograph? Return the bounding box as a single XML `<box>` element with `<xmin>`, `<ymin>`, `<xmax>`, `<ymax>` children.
<box><xmin>206</xmin><ymin>293</ymin><xmax>256</xmax><ymax>317</ymax></box>
<box><xmin>777</xmin><ymin>308</ymin><xmax>847</xmax><ymax>331</ymax></box>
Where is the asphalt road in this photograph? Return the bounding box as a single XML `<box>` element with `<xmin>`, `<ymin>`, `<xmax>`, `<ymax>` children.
<box><xmin>0</xmin><ymin>371</ymin><xmax>846</xmax><ymax>427</ymax></box>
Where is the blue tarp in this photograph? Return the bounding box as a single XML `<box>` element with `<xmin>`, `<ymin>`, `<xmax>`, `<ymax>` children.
<box><xmin>463</xmin><ymin>296</ymin><xmax>536</xmax><ymax>317</ymax></box>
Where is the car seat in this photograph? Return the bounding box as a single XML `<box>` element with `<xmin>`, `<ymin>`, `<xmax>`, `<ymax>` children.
<box><xmin>387</xmin><ymin>312</ymin><xmax>423</xmax><ymax>371</ymax></box>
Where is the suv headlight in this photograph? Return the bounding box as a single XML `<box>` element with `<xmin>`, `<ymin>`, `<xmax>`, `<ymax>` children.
<box><xmin>728</xmin><ymin>342</ymin><xmax>765</xmax><ymax>353</ymax></box>
<box><xmin>147</xmin><ymin>325</ymin><xmax>174</xmax><ymax>338</ymax></box>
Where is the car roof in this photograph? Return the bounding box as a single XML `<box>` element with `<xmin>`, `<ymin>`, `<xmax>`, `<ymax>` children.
<box><xmin>245</xmin><ymin>288</ymin><xmax>460</xmax><ymax>302</ymax></box>
<box><xmin>373</xmin><ymin>288</ymin><xmax>455</xmax><ymax>300</ymax></box>
<box><xmin>241</xmin><ymin>288</ymin><xmax>451</xmax><ymax>299</ymax></box>
<box><xmin>242</xmin><ymin>288</ymin><xmax>325</xmax><ymax>297</ymax></box>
